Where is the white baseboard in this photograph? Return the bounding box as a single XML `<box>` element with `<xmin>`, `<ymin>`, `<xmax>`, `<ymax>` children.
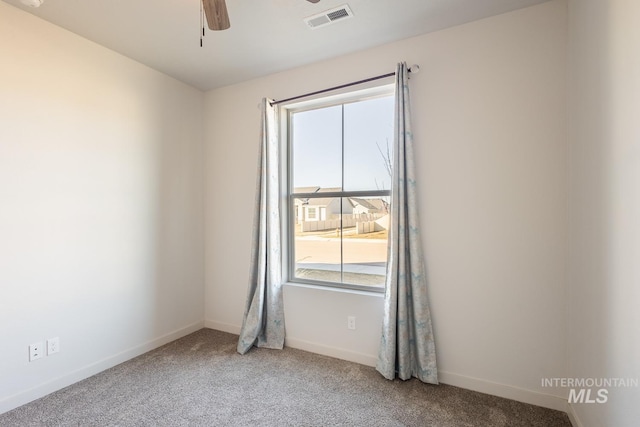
<box><xmin>438</xmin><ymin>371</ymin><xmax>568</xmax><ymax>412</ymax></box>
<box><xmin>284</xmin><ymin>336</ymin><xmax>378</xmax><ymax>367</ymax></box>
<box><xmin>0</xmin><ymin>320</ymin><xmax>204</xmax><ymax>415</ymax></box>
<box><xmin>204</xmin><ymin>319</ymin><xmax>241</xmax><ymax>335</ymax></box>
<box><xmin>566</xmin><ymin>403</ymin><xmax>585</xmax><ymax>427</ymax></box>
<box><xmin>203</xmin><ymin>321</ymin><xmax>377</xmax><ymax>366</ymax></box>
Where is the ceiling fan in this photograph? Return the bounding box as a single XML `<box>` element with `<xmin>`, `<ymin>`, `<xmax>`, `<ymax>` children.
<box><xmin>201</xmin><ymin>0</ymin><xmax>320</xmax><ymax>31</ymax></box>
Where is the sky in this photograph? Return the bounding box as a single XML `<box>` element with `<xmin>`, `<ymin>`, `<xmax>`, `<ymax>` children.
<box><xmin>291</xmin><ymin>95</ymin><xmax>394</xmax><ymax>192</ymax></box>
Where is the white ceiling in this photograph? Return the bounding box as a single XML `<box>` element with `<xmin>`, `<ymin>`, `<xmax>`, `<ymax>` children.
<box><xmin>3</xmin><ymin>0</ymin><xmax>551</xmax><ymax>91</ymax></box>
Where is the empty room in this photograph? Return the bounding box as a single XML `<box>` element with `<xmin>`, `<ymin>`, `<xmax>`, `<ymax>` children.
<box><xmin>0</xmin><ymin>0</ymin><xmax>637</xmax><ymax>426</ymax></box>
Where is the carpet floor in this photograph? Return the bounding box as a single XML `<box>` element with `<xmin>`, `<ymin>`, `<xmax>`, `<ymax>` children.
<box><xmin>0</xmin><ymin>329</ymin><xmax>571</xmax><ymax>426</ymax></box>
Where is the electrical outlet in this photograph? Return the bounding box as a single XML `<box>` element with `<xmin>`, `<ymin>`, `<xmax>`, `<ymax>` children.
<box><xmin>47</xmin><ymin>337</ymin><xmax>60</xmax><ymax>355</ymax></box>
<box><xmin>347</xmin><ymin>316</ymin><xmax>356</xmax><ymax>330</ymax></box>
<box><xmin>29</xmin><ymin>342</ymin><xmax>44</xmax><ymax>361</ymax></box>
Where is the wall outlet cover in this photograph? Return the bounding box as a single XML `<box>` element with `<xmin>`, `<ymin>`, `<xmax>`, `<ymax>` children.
<box><xmin>347</xmin><ymin>316</ymin><xmax>356</xmax><ymax>330</ymax></box>
<box><xmin>29</xmin><ymin>342</ymin><xmax>44</xmax><ymax>361</ymax></box>
<box><xmin>47</xmin><ymin>337</ymin><xmax>60</xmax><ymax>355</ymax></box>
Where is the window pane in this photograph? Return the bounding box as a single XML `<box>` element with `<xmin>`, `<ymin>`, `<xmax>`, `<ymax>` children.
<box><xmin>292</xmin><ymin>195</ymin><xmax>389</xmax><ymax>288</ymax></box>
<box><xmin>292</xmin><ymin>105</ymin><xmax>343</xmax><ymax>190</ymax></box>
<box><xmin>341</xmin><ymin>196</ymin><xmax>389</xmax><ymax>288</ymax></box>
<box><xmin>293</xmin><ymin>197</ymin><xmax>342</xmax><ymax>284</ymax></box>
<box><xmin>343</xmin><ymin>96</ymin><xmax>394</xmax><ymax>191</ymax></box>
<box><xmin>288</xmin><ymin>91</ymin><xmax>393</xmax><ymax>290</ymax></box>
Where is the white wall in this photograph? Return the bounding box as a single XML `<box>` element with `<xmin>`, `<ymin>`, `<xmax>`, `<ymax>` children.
<box><xmin>0</xmin><ymin>3</ymin><xmax>205</xmax><ymax>413</ymax></box>
<box><xmin>204</xmin><ymin>0</ymin><xmax>568</xmax><ymax>410</ymax></box>
<box><xmin>567</xmin><ymin>0</ymin><xmax>640</xmax><ymax>425</ymax></box>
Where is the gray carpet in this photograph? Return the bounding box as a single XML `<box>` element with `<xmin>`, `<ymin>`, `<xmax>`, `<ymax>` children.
<box><xmin>0</xmin><ymin>329</ymin><xmax>571</xmax><ymax>426</ymax></box>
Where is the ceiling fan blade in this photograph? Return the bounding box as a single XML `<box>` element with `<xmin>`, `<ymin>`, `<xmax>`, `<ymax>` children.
<box><xmin>202</xmin><ymin>0</ymin><xmax>230</xmax><ymax>31</ymax></box>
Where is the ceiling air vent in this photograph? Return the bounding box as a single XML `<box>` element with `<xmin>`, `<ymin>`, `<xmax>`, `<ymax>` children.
<box><xmin>304</xmin><ymin>4</ymin><xmax>354</xmax><ymax>29</ymax></box>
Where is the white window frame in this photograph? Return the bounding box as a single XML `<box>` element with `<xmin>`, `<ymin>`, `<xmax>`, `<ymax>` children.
<box><xmin>279</xmin><ymin>84</ymin><xmax>394</xmax><ymax>293</ymax></box>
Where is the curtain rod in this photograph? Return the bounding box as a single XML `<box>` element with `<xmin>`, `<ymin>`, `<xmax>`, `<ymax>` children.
<box><xmin>270</xmin><ymin>65</ymin><xmax>419</xmax><ymax>106</ymax></box>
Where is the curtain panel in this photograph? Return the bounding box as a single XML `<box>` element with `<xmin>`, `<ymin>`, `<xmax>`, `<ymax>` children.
<box><xmin>237</xmin><ymin>98</ymin><xmax>285</xmax><ymax>354</ymax></box>
<box><xmin>377</xmin><ymin>63</ymin><xmax>438</xmax><ymax>384</ymax></box>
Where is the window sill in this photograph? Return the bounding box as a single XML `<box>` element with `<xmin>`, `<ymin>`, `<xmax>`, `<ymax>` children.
<box><xmin>283</xmin><ymin>281</ymin><xmax>385</xmax><ymax>298</ymax></box>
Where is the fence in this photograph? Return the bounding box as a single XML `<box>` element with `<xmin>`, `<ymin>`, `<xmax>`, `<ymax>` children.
<box><xmin>300</xmin><ymin>213</ymin><xmax>387</xmax><ymax>233</ymax></box>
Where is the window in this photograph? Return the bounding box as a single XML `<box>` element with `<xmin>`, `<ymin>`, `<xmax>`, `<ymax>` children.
<box><xmin>306</xmin><ymin>207</ymin><xmax>317</xmax><ymax>220</ymax></box>
<box><xmin>284</xmin><ymin>87</ymin><xmax>394</xmax><ymax>291</ymax></box>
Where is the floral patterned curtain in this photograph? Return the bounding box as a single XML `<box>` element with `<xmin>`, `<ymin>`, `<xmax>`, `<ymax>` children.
<box><xmin>237</xmin><ymin>98</ymin><xmax>285</xmax><ymax>354</ymax></box>
<box><xmin>377</xmin><ymin>63</ymin><xmax>438</xmax><ymax>384</ymax></box>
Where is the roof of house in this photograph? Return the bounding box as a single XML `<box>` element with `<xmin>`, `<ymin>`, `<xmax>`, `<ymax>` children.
<box><xmin>293</xmin><ymin>186</ymin><xmax>320</xmax><ymax>194</ymax></box>
<box><xmin>350</xmin><ymin>198</ymin><xmax>387</xmax><ymax>211</ymax></box>
<box><xmin>306</xmin><ymin>198</ymin><xmax>334</xmax><ymax>207</ymax></box>
<box><xmin>317</xmin><ymin>187</ymin><xmax>343</xmax><ymax>193</ymax></box>
<box><xmin>306</xmin><ymin>198</ymin><xmax>355</xmax><ymax>208</ymax></box>
<box><xmin>294</xmin><ymin>188</ymin><xmax>388</xmax><ymax>210</ymax></box>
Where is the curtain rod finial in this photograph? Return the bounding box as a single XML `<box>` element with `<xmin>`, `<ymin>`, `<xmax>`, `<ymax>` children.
<box><xmin>409</xmin><ymin>64</ymin><xmax>420</xmax><ymax>74</ymax></box>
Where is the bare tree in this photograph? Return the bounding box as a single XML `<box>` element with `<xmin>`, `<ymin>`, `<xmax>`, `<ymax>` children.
<box><xmin>375</xmin><ymin>138</ymin><xmax>393</xmax><ymax>189</ymax></box>
<box><xmin>375</xmin><ymin>138</ymin><xmax>393</xmax><ymax>213</ymax></box>
<box><xmin>376</xmin><ymin>139</ymin><xmax>393</xmax><ymax>178</ymax></box>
